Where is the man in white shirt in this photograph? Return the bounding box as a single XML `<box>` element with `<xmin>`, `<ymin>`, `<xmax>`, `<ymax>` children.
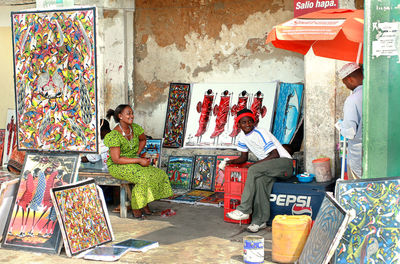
<box><xmin>226</xmin><ymin>109</ymin><xmax>293</xmax><ymax>232</ymax></box>
<box><xmin>337</xmin><ymin>63</ymin><xmax>363</xmax><ymax>179</ymax></box>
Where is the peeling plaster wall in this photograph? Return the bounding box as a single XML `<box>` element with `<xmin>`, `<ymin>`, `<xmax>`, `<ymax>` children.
<box><xmin>133</xmin><ymin>0</ymin><xmax>304</xmax><ymax>138</ymax></box>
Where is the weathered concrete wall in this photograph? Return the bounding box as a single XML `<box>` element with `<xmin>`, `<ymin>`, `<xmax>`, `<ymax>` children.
<box><xmin>133</xmin><ymin>0</ymin><xmax>305</xmax><ymax>138</ymax></box>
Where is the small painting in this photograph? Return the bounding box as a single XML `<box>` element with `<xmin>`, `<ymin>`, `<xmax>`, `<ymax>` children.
<box><xmin>0</xmin><ymin>129</ymin><xmax>6</xmax><ymax>165</ymax></box>
<box><xmin>2</xmin><ymin>109</ymin><xmax>17</xmax><ymax>167</ymax></box>
<box><xmin>214</xmin><ymin>155</ymin><xmax>239</xmax><ymax>193</ymax></box>
<box><xmin>166</xmin><ymin>156</ymin><xmax>194</xmax><ymax>192</ymax></box>
<box><xmin>272</xmin><ymin>82</ymin><xmax>304</xmax><ymax>144</ymax></box>
<box><xmin>163</xmin><ymin>83</ymin><xmax>191</xmax><ymax>148</ymax></box>
<box><xmin>50</xmin><ymin>179</ymin><xmax>113</xmax><ymax>257</ymax></box>
<box><xmin>0</xmin><ymin>179</ymin><xmax>19</xmax><ymax>243</ymax></box>
<box><xmin>140</xmin><ymin>139</ymin><xmax>162</xmax><ymax>168</ymax></box>
<box><xmin>2</xmin><ymin>153</ymin><xmax>79</xmax><ymax>254</ymax></box>
<box><xmin>192</xmin><ymin>155</ymin><xmax>217</xmax><ymax>191</ymax></box>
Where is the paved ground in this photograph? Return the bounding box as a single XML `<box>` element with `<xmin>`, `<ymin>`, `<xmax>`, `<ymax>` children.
<box><xmin>0</xmin><ymin>201</ymin><xmax>277</xmax><ymax>264</ymax></box>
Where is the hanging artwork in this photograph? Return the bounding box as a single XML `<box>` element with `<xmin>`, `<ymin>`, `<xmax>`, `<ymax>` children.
<box><xmin>297</xmin><ymin>193</ymin><xmax>353</xmax><ymax>264</ymax></box>
<box><xmin>163</xmin><ymin>83</ymin><xmax>191</xmax><ymax>148</ymax></box>
<box><xmin>2</xmin><ymin>109</ymin><xmax>17</xmax><ymax>167</ymax></box>
<box><xmin>166</xmin><ymin>156</ymin><xmax>194</xmax><ymax>192</ymax></box>
<box><xmin>11</xmin><ymin>7</ymin><xmax>98</xmax><ymax>153</ymax></box>
<box><xmin>0</xmin><ymin>178</ymin><xmax>19</xmax><ymax>243</ymax></box>
<box><xmin>2</xmin><ymin>153</ymin><xmax>79</xmax><ymax>254</ymax></box>
<box><xmin>192</xmin><ymin>155</ymin><xmax>217</xmax><ymax>191</ymax></box>
<box><xmin>50</xmin><ymin>179</ymin><xmax>113</xmax><ymax>257</ymax></box>
<box><xmin>214</xmin><ymin>155</ymin><xmax>239</xmax><ymax>193</ymax></box>
<box><xmin>334</xmin><ymin>177</ymin><xmax>400</xmax><ymax>264</ymax></box>
<box><xmin>184</xmin><ymin>82</ymin><xmax>278</xmax><ymax>149</ymax></box>
<box><xmin>272</xmin><ymin>83</ymin><xmax>304</xmax><ymax>144</ymax></box>
<box><xmin>140</xmin><ymin>139</ymin><xmax>162</xmax><ymax>168</ymax></box>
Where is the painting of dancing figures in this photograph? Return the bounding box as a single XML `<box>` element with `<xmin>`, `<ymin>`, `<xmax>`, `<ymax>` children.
<box><xmin>1</xmin><ymin>153</ymin><xmax>79</xmax><ymax>254</ymax></box>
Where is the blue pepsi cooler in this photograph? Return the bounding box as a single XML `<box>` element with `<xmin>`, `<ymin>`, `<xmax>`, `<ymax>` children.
<box><xmin>267</xmin><ymin>179</ymin><xmax>335</xmax><ymax>225</ymax></box>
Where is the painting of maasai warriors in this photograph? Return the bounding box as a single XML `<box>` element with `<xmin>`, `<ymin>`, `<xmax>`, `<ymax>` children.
<box><xmin>183</xmin><ymin>82</ymin><xmax>278</xmax><ymax>149</ymax></box>
<box><xmin>192</xmin><ymin>155</ymin><xmax>217</xmax><ymax>191</ymax></box>
<box><xmin>334</xmin><ymin>178</ymin><xmax>400</xmax><ymax>264</ymax></box>
<box><xmin>140</xmin><ymin>139</ymin><xmax>162</xmax><ymax>168</ymax></box>
<box><xmin>166</xmin><ymin>156</ymin><xmax>194</xmax><ymax>192</ymax></box>
<box><xmin>2</xmin><ymin>153</ymin><xmax>79</xmax><ymax>254</ymax></box>
<box><xmin>272</xmin><ymin>82</ymin><xmax>304</xmax><ymax>144</ymax></box>
<box><xmin>2</xmin><ymin>109</ymin><xmax>17</xmax><ymax>167</ymax></box>
<box><xmin>11</xmin><ymin>7</ymin><xmax>98</xmax><ymax>153</ymax></box>
<box><xmin>163</xmin><ymin>83</ymin><xmax>190</xmax><ymax>148</ymax></box>
<box><xmin>50</xmin><ymin>179</ymin><xmax>113</xmax><ymax>257</ymax></box>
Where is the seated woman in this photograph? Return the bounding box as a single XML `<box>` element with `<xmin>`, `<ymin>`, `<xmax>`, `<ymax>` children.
<box><xmin>104</xmin><ymin>104</ymin><xmax>173</xmax><ymax>218</ymax></box>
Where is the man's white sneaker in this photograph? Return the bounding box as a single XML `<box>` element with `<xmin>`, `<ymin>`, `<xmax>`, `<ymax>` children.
<box><xmin>226</xmin><ymin>210</ymin><xmax>250</xmax><ymax>220</ymax></box>
<box><xmin>247</xmin><ymin>222</ymin><xmax>267</xmax><ymax>233</ymax></box>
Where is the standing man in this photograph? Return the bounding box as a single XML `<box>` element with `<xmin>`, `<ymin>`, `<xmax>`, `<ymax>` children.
<box><xmin>337</xmin><ymin>62</ymin><xmax>363</xmax><ymax>179</ymax></box>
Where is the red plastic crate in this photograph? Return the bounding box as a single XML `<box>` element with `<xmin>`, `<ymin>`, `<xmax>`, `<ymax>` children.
<box><xmin>224</xmin><ymin>164</ymin><xmax>249</xmax><ymax>196</ymax></box>
<box><xmin>223</xmin><ymin>194</ymin><xmax>251</xmax><ymax>224</ymax></box>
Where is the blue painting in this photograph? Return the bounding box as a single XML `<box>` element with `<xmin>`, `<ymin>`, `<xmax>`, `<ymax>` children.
<box><xmin>140</xmin><ymin>139</ymin><xmax>162</xmax><ymax>168</ymax></box>
<box><xmin>272</xmin><ymin>83</ymin><xmax>304</xmax><ymax>144</ymax></box>
<box><xmin>334</xmin><ymin>178</ymin><xmax>400</xmax><ymax>263</ymax></box>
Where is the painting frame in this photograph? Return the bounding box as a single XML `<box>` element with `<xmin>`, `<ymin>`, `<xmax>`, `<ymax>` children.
<box><xmin>50</xmin><ymin>178</ymin><xmax>114</xmax><ymax>257</ymax></box>
<box><xmin>1</xmin><ymin>152</ymin><xmax>80</xmax><ymax>254</ymax></box>
<box><xmin>162</xmin><ymin>83</ymin><xmax>191</xmax><ymax>148</ymax></box>
<box><xmin>11</xmin><ymin>7</ymin><xmax>98</xmax><ymax>153</ymax></box>
<box><xmin>166</xmin><ymin>156</ymin><xmax>194</xmax><ymax>192</ymax></box>
<box><xmin>192</xmin><ymin>155</ymin><xmax>217</xmax><ymax>191</ymax></box>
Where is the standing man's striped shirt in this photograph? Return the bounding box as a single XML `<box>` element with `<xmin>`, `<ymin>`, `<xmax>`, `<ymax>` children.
<box><xmin>236</xmin><ymin>128</ymin><xmax>291</xmax><ymax>160</ymax></box>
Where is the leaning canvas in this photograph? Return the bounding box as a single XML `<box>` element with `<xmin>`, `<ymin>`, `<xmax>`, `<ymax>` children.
<box><xmin>0</xmin><ymin>178</ymin><xmax>19</xmax><ymax>244</ymax></box>
<box><xmin>2</xmin><ymin>153</ymin><xmax>79</xmax><ymax>254</ymax></box>
<box><xmin>2</xmin><ymin>109</ymin><xmax>17</xmax><ymax>167</ymax></box>
<box><xmin>192</xmin><ymin>155</ymin><xmax>217</xmax><ymax>191</ymax></box>
<box><xmin>214</xmin><ymin>155</ymin><xmax>239</xmax><ymax>193</ymax></box>
<box><xmin>334</xmin><ymin>177</ymin><xmax>400</xmax><ymax>264</ymax></box>
<box><xmin>166</xmin><ymin>156</ymin><xmax>194</xmax><ymax>192</ymax></box>
<box><xmin>163</xmin><ymin>83</ymin><xmax>191</xmax><ymax>148</ymax></box>
<box><xmin>0</xmin><ymin>129</ymin><xmax>6</xmax><ymax>165</ymax></box>
<box><xmin>183</xmin><ymin>82</ymin><xmax>278</xmax><ymax>149</ymax></box>
<box><xmin>272</xmin><ymin>83</ymin><xmax>304</xmax><ymax>144</ymax></box>
<box><xmin>50</xmin><ymin>179</ymin><xmax>113</xmax><ymax>257</ymax></box>
<box><xmin>11</xmin><ymin>7</ymin><xmax>98</xmax><ymax>153</ymax></box>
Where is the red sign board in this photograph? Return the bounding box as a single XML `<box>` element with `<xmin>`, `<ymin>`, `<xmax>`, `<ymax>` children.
<box><xmin>294</xmin><ymin>0</ymin><xmax>338</xmax><ymax>17</ymax></box>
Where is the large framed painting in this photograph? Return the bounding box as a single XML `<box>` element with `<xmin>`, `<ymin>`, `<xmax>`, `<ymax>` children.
<box><xmin>272</xmin><ymin>82</ymin><xmax>304</xmax><ymax>144</ymax></box>
<box><xmin>2</xmin><ymin>109</ymin><xmax>17</xmax><ymax>167</ymax></box>
<box><xmin>1</xmin><ymin>153</ymin><xmax>79</xmax><ymax>254</ymax></box>
<box><xmin>11</xmin><ymin>7</ymin><xmax>98</xmax><ymax>153</ymax></box>
<box><xmin>166</xmin><ymin>156</ymin><xmax>194</xmax><ymax>193</ymax></box>
<box><xmin>334</xmin><ymin>177</ymin><xmax>400</xmax><ymax>264</ymax></box>
<box><xmin>163</xmin><ymin>83</ymin><xmax>191</xmax><ymax>148</ymax></box>
<box><xmin>298</xmin><ymin>193</ymin><xmax>353</xmax><ymax>264</ymax></box>
<box><xmin>50</xmin><ymin>179</ymin><xmax>113</xmax><ymax>257</ymax></box>
<box><xmin>192</xmin><ymin>155</ymin><xmax>217</xmax><ymax>191</ymax></box>
<box><xmin>183</xmin><ymin>82</ymin><xmax>278</xmax><ymax>149</ymax></box>
<box><xmin>140</xmin><ymin>139</ymin><xmax>162</xmax><ymax>168</ymax></box>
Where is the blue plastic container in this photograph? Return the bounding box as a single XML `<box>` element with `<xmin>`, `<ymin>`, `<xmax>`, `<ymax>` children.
<box><xmin>296</xmin><ymin>173</ymin><xmax>314</xmax><ymax>183</ymax></box>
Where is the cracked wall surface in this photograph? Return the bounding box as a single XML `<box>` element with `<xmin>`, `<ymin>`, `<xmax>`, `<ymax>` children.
<box><xmin>133</xmin><ymin>0</ymin><xmax>305</xmax><ymax>137</ymax></box>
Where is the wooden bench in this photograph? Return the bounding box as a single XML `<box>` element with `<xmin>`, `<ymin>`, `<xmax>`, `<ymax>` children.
<box><xmin>78</xmin><ymin>170</ymin><xmax>132</xmax><ymax>218</ymax></box>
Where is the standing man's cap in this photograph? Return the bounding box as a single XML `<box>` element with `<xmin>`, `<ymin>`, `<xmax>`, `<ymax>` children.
<box><xmin>338</xmin><ymin>62</ymin><xmax>360</xmax><ymax>79</ymax></box>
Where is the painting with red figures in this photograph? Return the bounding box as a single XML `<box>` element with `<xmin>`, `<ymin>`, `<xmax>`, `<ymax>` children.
<box><xmin>11</xmin><ymin>7</ymin><xmax>98</xmax><ymax>153</ymax></box>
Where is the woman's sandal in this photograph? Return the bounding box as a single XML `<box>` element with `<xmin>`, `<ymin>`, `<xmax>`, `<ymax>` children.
<box><xmin>142</xmin><ymin>205</ymin><xmax>153</xmax><ymax>216</ymax></box>
<box><xmin>132</xmin><ymin>209</ymin><xmax>143</xmax><ymax>218</ymax></box>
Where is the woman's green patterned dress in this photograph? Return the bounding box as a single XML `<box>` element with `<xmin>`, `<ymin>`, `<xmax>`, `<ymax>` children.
<box><xmin>104</xmin><ymin>123</ymin><xmax>173</xmax><ymax>209</ymax></box>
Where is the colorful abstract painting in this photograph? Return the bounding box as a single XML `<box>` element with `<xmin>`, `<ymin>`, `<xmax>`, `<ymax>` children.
<box><xmin>166</xmin><ymin>156</ymin><xmax>194</xmax><ymax>192</ymax></box>
<box><xmin>334</xmin><ymin>178</ymin><xmax>400</xmax><ymax>264</ymax></box>
<box><xmin>272</xmin><ymin>82</ymin><xmax>304</xmax><ymax>144</ymax></box>
<box><xmin>11</xmin><ymin>7</ymin><xmax>98</xmax><ymax>153</ymax></box>
<box><xmin>2</xmin><ymin>109</ymin><xmax>17</xmax><ymax>167</ymax></box>
<box><xmin>298</xmin><ymin>193</ymin><xmax>353</xmax><ymax>264</ymax></box>
<box><xmin>140</xmin><ymin>139</ymin><xmax>162</xmax><ymax>168</ymax></box>
<box><xmin>51</xmin><ymin>179</ymin><xmax>113</xmax><ymax>257</ymax></box>
<box><xmin>163</xmin><ymin>83</ymin><xmax>190</xmax><ymax>148</ymax></box>
<box><xmin>183</xmin><ymin>82</ymin><xmax>278</xmax><ymax>149</ymax></box>
<box><xmin>2</xmin><ymin>153</ymin><xmax>79</xmax><ymax>254</ymax></box>
<box><xmin>214</xmin><ymin>155</ymin><xmax>239</xmax><ymax>193</ymax></box>
<box><xmin>192</xmin><ymin>155</ymin><xmax>217</xmax><ymax>191</ymax></box>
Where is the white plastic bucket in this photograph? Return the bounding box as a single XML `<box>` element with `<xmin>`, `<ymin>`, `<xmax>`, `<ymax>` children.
<box><xmin>312</xmin><ymin>158</ymin><xmax>332</xmax><ymax>182</ymax></box>
<box><xmin>243</xmin><ymin>235</ymin><xmax>264</xmax><ymax>264</ymax></box>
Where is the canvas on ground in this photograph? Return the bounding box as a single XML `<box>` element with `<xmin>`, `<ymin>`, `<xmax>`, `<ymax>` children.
<box><xmin>163</xmin><ymin>83</ymin><xmax>191</xmax><ymax>148</ymax></box>
<box><xmin>51</xmin><ymin>179</ymin><xmax>113</xmax><ymax>257</ymax></box>
<box><xmin>11</xmin><ymin>7</ymin><xmax>98</xmax><ymax>153</ymax></box>
<box><xmin>183</xmin><ymin>82</ymin><xmax>278</xmax><ymax>149</ymax></box>
<box><xmin>2</xmin><ymin>153</ymin><xmax>79</xmax><ymax>254</ymax></box>
<box><xmin>192</xmin><ymin>155</ymin><xmax>216</xmax><ymax>191</ymax></box>
<box><xmin>334</xmin><ymin>178</ymin><xmax>400</xmax><ymax>264</ymax></box>
<box><xmin>166</xmin><ymin>156</ymin><xmax>194</xmax><ymax>192</ymax></box>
